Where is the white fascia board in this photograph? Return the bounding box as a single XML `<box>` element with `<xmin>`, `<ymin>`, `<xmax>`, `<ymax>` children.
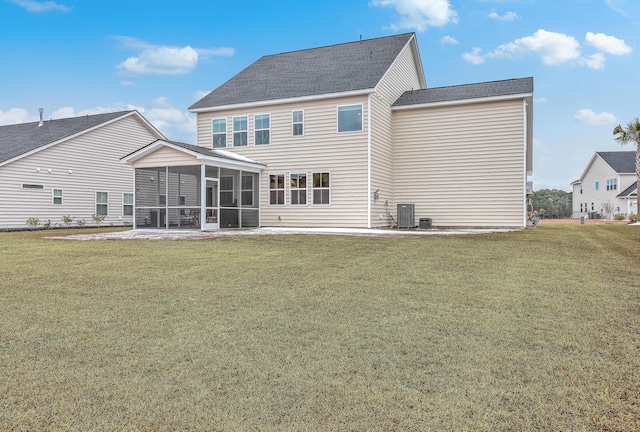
<box><xmin>188</xmin><ymin>89</ymin><xmax>374</xmax><ymax>113</ymax></box>
<box><xmin>391</xmin><ymin>92</ymin><xmax>533</xmax><ymax>111</ymax></box>
<box><xmin>1</xmin><ymin>111</ymin><xmax>144</xmax><ymax>168</ymax></box>
<box><xmin>197</xmin><ymin>154</ymin><xmax>265</xmax><ymax>172</ymax></box>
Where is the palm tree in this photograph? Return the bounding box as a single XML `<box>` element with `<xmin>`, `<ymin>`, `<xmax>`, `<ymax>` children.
<box><xmin>613</xmin><ymin>117</ymin><xmax>640</xmax><ymax>215</ymax></box>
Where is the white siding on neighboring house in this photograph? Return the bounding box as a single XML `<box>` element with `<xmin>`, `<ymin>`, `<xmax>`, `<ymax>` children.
<box><xmin>370</xmin><ymin>41</ymin><xmax>423</xmax><ymax>227</ymax></box>
<box><xmin>195</xmin><ymin>95</ymin><xmax>371</xmax><ymax>227</ymax></box>
<box><xmin>0</xmin><ymin>115</ymin><xmax>160</xmax><ymax>228</ymax></box>
<box><xmin>393</xmin><ymin>99</ymin><xmax>527</xmax><ymax>227</ymax></box>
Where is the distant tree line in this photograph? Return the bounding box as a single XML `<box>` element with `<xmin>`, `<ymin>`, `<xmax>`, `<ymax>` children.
<box><xmin>530</xmin><ymin>189</ymin><xmax>572</xmax><ymax>219</ymax></box>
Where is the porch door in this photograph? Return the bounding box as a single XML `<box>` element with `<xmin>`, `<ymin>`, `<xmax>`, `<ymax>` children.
<box><xmin>202</xmin><ymin>178</ymin><xmax>219</xmax><ymax>229</ymax></box>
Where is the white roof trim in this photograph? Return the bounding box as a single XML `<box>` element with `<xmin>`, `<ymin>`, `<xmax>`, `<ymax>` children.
<box><xmin>0</xmin><ymin>111</ymin><xmax>163</xmax><ymax>168</ymax></box>
<box><xmin>391</xmin><ymin>92</ymin><xmax>533</xmax><ymax>111</ymax></box>
<box><xmin>188</xmin><ymin>88</ymin><xmax>374</xmax><ymax>113</ymax></box>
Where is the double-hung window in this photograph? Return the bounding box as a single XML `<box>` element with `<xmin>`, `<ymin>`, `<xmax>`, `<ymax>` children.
<box><xmin>338</xmin><ymin>104</ymin><xmax>362</xmax><ymax>132</ymax></box>
<box><xmin>52</xmin><ymin>188</ymin><xmax>63</xmax><ymax>205</ymax></box>
<box><xmin>212</xmin><ymin>118</ymin><xmax>227</xmax><ymax>148</ymax></box>
<box><xmin>96</xmin><ymin>191</ymin><xmax>108</xmax><ymax>216</ymax></box>
<box><xmin>269</xmin><ymin>174</ymin><xmax>285</xmax><ymax>205</ymax></box>
<box><xmin>312</xmin><ymin>172</ymin><xmax>330</xmax><ymax>205</ymax></box>
<box><xmin>292</xmin><ymin>110</ymin><xmax>304</xmax><ymax>136</ymax></box>
<box><xmin>123</xmin><ymin>193</ymin><xmax>133</xmax><ymax>216</ymax></box>
<box><xmin>290</xmin><ymin>173</ymin><xmax>307</xmax><ymax>205</ymax></box>
<box><xmin>233</xmin><ymin>116</ymin><xmax>248</xmax><ymax>146</ymax></box>
<box><xmin>255</xmin><ymin>114</ymin><xmax>270</xmax><ymax>145</ymax></box>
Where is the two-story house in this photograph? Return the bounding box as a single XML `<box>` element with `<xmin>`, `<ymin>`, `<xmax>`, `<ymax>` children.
<box><xmin>571</xmin><ymin>151</ymin><xmax>638</xmax><ymax>218</ymax></box>
<box><xmin>123</xmin><ymin>33</ymin><xmax>533</xmax><ymax>229</ymax></box>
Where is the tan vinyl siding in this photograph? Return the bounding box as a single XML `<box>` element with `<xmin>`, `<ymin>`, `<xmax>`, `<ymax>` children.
<box><xmin>393</xmin><ymin>99</ymin><xmax>527</xmax><ymax>227</ymax></box>
<box><xmin>196</xmin><ymin>95</ymin><xmax>370</xmax><ymax>227</ymax></box>
<box><xmin>370</xmin><ymin>42</ymin><xmax>423</xmax><ymax>227</ymax></box>
<box><xmin>0</xmin><ymin>115</ymin><xmax>159</xmax><ymax>228</ymax></box>
<box><xmin>131</xmin><ymin>146</ymin><xmax>200</xmax><ymax>168</ymax></box>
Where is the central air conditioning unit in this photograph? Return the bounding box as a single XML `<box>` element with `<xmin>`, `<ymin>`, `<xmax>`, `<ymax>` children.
<box><xmin>397</xmin><ymin>204</ymin><xmax>415</xmax><ymax>228</ymax></box>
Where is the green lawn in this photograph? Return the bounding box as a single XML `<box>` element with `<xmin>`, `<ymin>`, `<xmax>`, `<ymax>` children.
<box><xmin>1</xmin><ymin>226</ymin><xmax>638</xmax><ymax>431</ymax></box>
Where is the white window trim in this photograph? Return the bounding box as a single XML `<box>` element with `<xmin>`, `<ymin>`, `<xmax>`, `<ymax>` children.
<box><xmin>269</xmin><ymin>173</ymin><xmax>286</xmax><ymax>206</ymax></box>
<box><xmin>123</xmin><ymin>192</ymin><xmax>134</xmax><ymax>216</ymax></box>
<box><xmin>312</xmin><ymin>171</ymin><xmax>331</xmax><ymax>206</ymax></box>
<box><xmin>289</xmin><ymin>173</ymin><xmax>308</xmax><ymax>206</ymax></box>
<box><xmin>337</xmin><ymin>103</ymin><xmax>363</xmax><ymax>133</ymax></box>
<box><xmin>292</xmin><ymin>110</ymin><xmax>304</xmax><ymax>136</ymax></box>
<box><xmin>212</xmin><ymin>117</ymin><xmax>227</xmax><ymax>148</ymax></box>
<box><xmin>232</xmin><ymin>115</ymin><xmax>248</xmax><ymax>147</ymax></box>
<box><xmin>52</xmin><ymin>188</ymin><xmax>63</xmax><ymax>205</ymax></box>
<box><xmin>254</xmin><ymin>113</ymin><xmax>271</xmax><ymax>145</ymax></box>
<box><xmin>96</xmin><ymin>191</ymin><xmax>109</xmax><ymax>216</ymax></box>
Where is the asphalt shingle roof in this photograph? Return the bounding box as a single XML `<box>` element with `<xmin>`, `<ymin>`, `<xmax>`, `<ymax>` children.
<box><xmin>0</xmin><ymin>110</ymin><xmax>134</xmax><ymax>164</ymax></box>
<box><xmin>617</xmin><ymin>182</ymin><xmax>637</xmax><ymax>198</ymax></box>
<box><xmin>597</xmin><ymin>151</ymin><xmax>636</xmax><ymax>174</ymax></box>
<box><xmin>393</xmin><ymin>77</ymin><xmax>533</xmax><ymax>107</ymax></box>
<box><xmin>189</xmin><ymin>33</ymin><xmax>416</xmax><ymax>110</ymax></box>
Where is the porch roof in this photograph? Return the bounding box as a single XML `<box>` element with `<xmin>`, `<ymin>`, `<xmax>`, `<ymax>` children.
<box><xmin>121</xmin><ymin>139</ymin><xmax>266</xmax><ymax>172</ymax></box>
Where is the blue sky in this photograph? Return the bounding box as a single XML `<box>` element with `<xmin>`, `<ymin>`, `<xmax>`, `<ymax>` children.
<box><xmin>1</xmin><ymin>0</ymin><xmax>638</xmax><ymax>191</ymax></box>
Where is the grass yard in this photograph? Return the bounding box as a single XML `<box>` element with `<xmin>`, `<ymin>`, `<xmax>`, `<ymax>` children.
<box><xmin>0</xmin><ymin>226</ymin><xmax>639</xmax><ymax>431</ymax></box>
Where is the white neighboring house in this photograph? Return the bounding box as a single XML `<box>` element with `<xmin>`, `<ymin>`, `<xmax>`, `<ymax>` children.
<box><xmin>571</xmin><ymin>151</ymin><xmax>638</xmax><ymax>218</ymax></box>
<box><xmin>0</xmin><ymin>110</ymin><xmax>164</xmax><ymax>229</ymax></box>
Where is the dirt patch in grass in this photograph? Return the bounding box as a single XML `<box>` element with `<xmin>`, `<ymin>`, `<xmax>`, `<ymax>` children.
<box><xmin>1</xmin><ymin>226</ymin><xmax>639</xmax><ymax>430</ymax></box>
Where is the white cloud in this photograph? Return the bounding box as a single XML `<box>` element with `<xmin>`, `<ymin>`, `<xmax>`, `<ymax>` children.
<box><xmin>585</xmin><ymin>32</ymin><xmax>632</xmax><ymax>55</ymax></box>
<box><xmin>8</xmin><ymin>0</ymin><xmax>69</xmax><ymax>13</ymax></box>
<box><xmin>487</xmin><ymin>29</ymin><xmax>581</xmax><ymax>65</ymax></box>
<box><xmin>579</xmin><ymin>53</ymin><xmax>606</xmax><ymax>70</ymax></box>
<box><xmin>152</xmin><ymin>96</ymin><xmax>171</xmax><ymax>108</ymax></box>
<box><xmin>574</xmin><ymin>109</ymin><xmax>617</xmax><ymax>126</ymax></box>
<box><xmin>440</xmin><ymin>35</ymin><xmax>459</xmax><ymax>45</ymax></box>
<box><xmin>0</xmin><ymin>108</ymin><xmax>30</xmax><ymax>125</ymax></box>
<box><xmin>462</xmin><ymin>47</ymin><xmax>485</xmax><ymax>64</ymax></box>
<box><xmin>145</xmin><ymin>108</ymin><xmax>196</xmax><ymax>141</ymax></box>
<box><xmin>534</xmin><ymin>97</ymin><xmax>547</xmax><ymax>103</ymax></box>
<box><xmin>370</xmin><ymin>0</ymin><xmax>458</xmax><ymax>32</ymax></box>
<box><xmin>193</xmin><ymin>90</ymin><xmax>211</xmax><ymax>101</ymax></box>
<box><xmin>120</xmin><ymin>80</ymin><xmax>134</xmax><ymax>87</ymax></box>
<box><xmin>114</xmin><ymin>36</ymin><xmax>234</xmax><ymax>76</ymax></box>
<box><xmin>488</xmin><ymin>10</ymin><xmax>518</xmax><ymax>21</ymax></box>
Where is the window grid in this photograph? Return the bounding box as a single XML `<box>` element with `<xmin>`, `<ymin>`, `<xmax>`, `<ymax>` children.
<box><xmin>96</xmin><ymin>191</ymin><xmax>108</xmax><ymax>216</ymax></box>
<box><xmin>312</xmin><ymin>172</ymin><xmax>330</xmax><ymax>205</ymax></box>
<box><xmin>292</xmin><ymin>110</ymin><xmax>304</xmax><ymax>136</ymax></box>
<box><xmin>123</xmin><ymin>193</ymin><xmax>133</xmax><ymax>216</ymax></box>
<box><xmin>269</xmin><ymin>174</ymin><xmax>285</xmax><ymax>205</ymax></box>
<box><xmin>290</xmin><ymin>173</ymin><xmax>307</xmax><ymax>205</ymax></box>
<box><xmin>233</xmin><ymin>116</ymin><xmax>248</xmax><ymax>147</ymax></box>
<box><xmin>52</xmin><ymin>188</ymin><xmax>63</xmax><ymax>205</ymax></box>
<box><xmin>255</xmin><ymin>114</ymin><xmax>270</xmax><ymax>145</ymax></box>
<box><xmin>212</xmin><ymin>118</ymin><xmax>227</xmax><ymax>148</ymax></box>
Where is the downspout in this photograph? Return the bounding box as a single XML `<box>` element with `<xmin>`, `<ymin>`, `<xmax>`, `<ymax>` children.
<box><xmin>523</xmin><ymin>98</ymin><xmax>528</xmax><ymax>228</ymax></box>
<box><xmin>132</xmin><ymin>168</ymin><xmax>137</xmax><ymax>229</ymax></box>
<box><xmin>367</xmin><ymin>94</ymin><xmax>372</xmax><ymax>229</ymax></box>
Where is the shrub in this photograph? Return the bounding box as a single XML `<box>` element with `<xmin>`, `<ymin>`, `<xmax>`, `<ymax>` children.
<box><xmin>26</xmin><ymin>217</ymin><xmax>40</xmax><ymax>229</ymax></box>
<box><xmin>629</xmin><ymin>213</ymin><xmax>639</xmax><ymax>223</ymax></box>
<box><xmin>62</xmin><ymin>215</ymin><xmax>73</xmax><ymax>227</ymax></box>
<box><xmin>614</xmin><ymin>213</ymin><xmax>626</xmax><ymax>221</ymax></box>
<box><xmin>92</xmin><ymin>213</ymin><xmax>106</xmax><ymax>227</ymax></box>
<box><xmin>76</xmin><ymin>219</ymin><xmax>86</xmax><ymax>227</ymax></box>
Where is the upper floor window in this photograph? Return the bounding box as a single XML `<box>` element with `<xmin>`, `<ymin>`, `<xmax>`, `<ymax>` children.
<box><xmin>255</xmin><ymin>114</ymin><xmax>270</xmax><ymax>145</ymax></box>
<box><xmin>595</xmin><ymin>181</ymin><xmax>599</xmax><ymax>191</ymax></box>
<box><xmin>269</xmin><ymin>174</ymin><xmax>285</xmax><ymax>205</ymax></box>
<box><xmin>212</xmin><ymin>118</ymin><xmax>227</xmax><ymax>148</ymax></box>
<box><xmin>233</xmin><ymin>116</ymin><xmax>248</xmax><ymax>147</ymax></box>
<box><xmin>606</xmin><ymin>178</ymin><xmax>617</xmax><ymax>190</ymax></box>
<box><xmin>290</xmin><ymin>173</ymin><xmax>307</xmax><ymax>205</ymax></box>
<box><xmin>123</xmin><ymin>193</ymin><xmax>133</xmax><ymax>216</ymax></box>
<box><xmin>338</xmin><ymin>104</ymin><xmax>362</xmax><ymax>133</ymax></box>
<box><xmin>312</xmin><ymin>172</ymin><xmax>330</xmax><ymax>205</ymax></box>
<box><xmin>52</xmin><ymin>188</ymin><xmax>63</xmax><ymax>205</ymax></box>
<box><xmin>292</xmin><ymin>110</ymin><xmax>304</xmax><ymax>136</ymax></box>
<box><xmin>579</xmin><ymin>184</ymin><xmax>583</xmax><ymax>194</ymax></box>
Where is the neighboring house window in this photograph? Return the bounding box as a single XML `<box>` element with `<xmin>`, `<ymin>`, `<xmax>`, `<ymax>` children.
<box><xmin>123</xmin><ymin>193</ymin><xmax>133</xmax><ymax>216</ymax></box>
<box><xmin>233</xmin><ymin>116</ymin><xmax>248</xmax><ymax>146</ymax></box>
<box><xmin>290</xmin><ymin>173</ymin><xmax>307</xmax><ymax>205</ymax></box>
<box><xmin>255</xmin><ymin>114</ymin><xmax>270</xmax><ymax>145</ymax></box>
<box><xmin>312</xmin><ymin>172</ymin><xmax>330</xmax><ymax>205</ymax></box>
<box><xmin>607</xmin><ymin>178</ymin><xmax>617</xmax><ymax>190</ymax></box>
<box><xmin>22</xmin><ymin>184</ymin><xmax>44</xmax><ymax>189</ymax></box>
<box><xmin>52</xmin><ymin>189</ymin><xmax>63</xmax><ymax>205</ymax></box>
<box><xmin>591</xmin><ymin>203</ymin><xmax>594</xmax><ymax>211</ymax></box>
<box><xmin>220</xmin><ymin>176</ymin><xmax>234</xmax><ymax>206</ymax></box>
<box><xmin>269</xmin><ymin>174</ymin><xmax>285</xmax><ymax>205</ymax></box>
<box><xmin>292</xmin><ymin>110</ymin><xmax>304</xmax><ymax>136</ymax></box>
<box><xmin>595</xmin><ymin>181</ymin><xmax>599</xmax><ymax>191</ymax></box>
<box><xmin>580</xmin><ymin>203</ymin><xmax>583</xmax><ymax>213</ymax></box>
<box><xmin>96</xmin><ymin>191</ymin><xmax>108</xmax><ymax>216</ymax></box>
<box><xmin>580</xmin><ymin>184</ymin><xmax>583</xmax><ymax>194</ymax></box>
<box><xmin>212</xmin><ymin>118</ymin><xmax>227</xmax><ymax>148</ymax></box>
<box><xmin>338</xmin><ymin>104</ymin><xmax>362</xmax><ymax>132</ymax></box>
<box><xmin>241</xmin><ymin>175</ymin><xmax>253</xmax><ymax>206</ymax></box>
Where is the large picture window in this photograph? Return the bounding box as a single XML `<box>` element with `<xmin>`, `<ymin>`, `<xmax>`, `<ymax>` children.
<box><xmin>312</xmin><ymin>172</ymin><xmax>330</xmax><ymax>205</ymax></box>
<box><xmin>123</xmin><ymin>193</ymin><xmax>133</xmax><ymax>216</ymax></box>
<box><xmin>52</xmin><ymin>188</ymin><xmax>63</xmax><ymax>205</ymax></box>
<box><xmin>212</xmin><ymin>118</ymin><xmax>227</xmax><ymax>148</ymax></box>
<box><xmin>290</xmin><ymin>173</ymin><xmax>307</xmax><ymax>205</ymax></box>
<box><xmin>96</xmin><ymin>191</ymin><xmax>108</xmax><ymax>216</ymax></box>
<box><xmin>233</xmin><ymin>116</ymin><xmax>248</xmax><ymax>146</ymax></box>
<box><xmin>255</xmin><ymin>114</ymin><xmax>270</xmax><ymax>145</ymax></box>
<box><xmin>269</xmin><ymin>174</ymin><xmax>285</xmax><ymax>205</ymax></box>
<box><xmin>292</xmin><ymin>110</ymin><xmax>304</xmax><ymax>136</ymax></box>
<box><xmin>338</xmin><ymin>104</ymin><xmax>362</xmax><ymax>132</ymax></box>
